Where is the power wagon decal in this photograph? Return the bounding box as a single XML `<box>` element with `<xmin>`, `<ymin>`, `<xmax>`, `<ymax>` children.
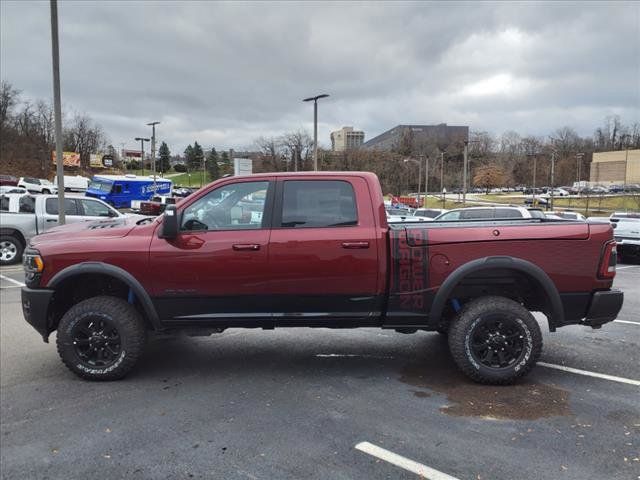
<box><xmin>388</xmin><ymin>228</ymin><xmax>430</xmax><ymax>319</ymax></box>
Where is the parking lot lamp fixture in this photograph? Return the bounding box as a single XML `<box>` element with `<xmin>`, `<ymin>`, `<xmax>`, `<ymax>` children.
<box><xmin>147</xmin><ymin>122</ymin><xmax>160</xmax><ymax>191</ymax></box>
<box><xmin>303</xmin><ymin>94</ymin><xmax>329</xmax><ymax>171</ymax></box>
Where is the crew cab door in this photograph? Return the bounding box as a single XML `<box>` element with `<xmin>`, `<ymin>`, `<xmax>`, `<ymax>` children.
<box><xmin>149</xmin><ymin>180</ymin><xmax>274</xmax><ymax>322</ymax></box>
<box><xmin>267</xmin><ymin>177</ymin><xmax>382</xmax><ymax>321</ymax></box>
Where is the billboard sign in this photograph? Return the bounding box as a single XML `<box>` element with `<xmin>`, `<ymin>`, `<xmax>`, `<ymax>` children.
<box><xmin>51</xmin><ymin>151</ymin><xmax>80</xmax><ymax>167</ymax></box>
<box><xmin>233</xmin><ymin>157</ymin><xmax>253</xmax><ymax>176</ymax></box>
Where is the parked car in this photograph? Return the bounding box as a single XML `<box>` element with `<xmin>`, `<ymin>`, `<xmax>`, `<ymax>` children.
<box><xmin>540</xmin><ymin>188</ymin><xmax>570</xmax><ymax>197</ymax></box>
<box><xmin>53</xmin><ymin>175</ymin><xmax>90</xmax><ymax>192</ymax></box>
<box><xmin>17</xmin><ymin>177</ymin><xmax>58</xmax><ymax>194</ymax></box>
<box><xmin>434</xmin><ymin>206</ymin><xmax>542</xmax><ymax>221</ymax></box>
<box><xmin>387</xmin><ymin>214</ymin><xmax>431</xmax><ymax>223</ymax></box>
<box><xmin>551</xmin><ymin>211</ymin><xmax>587</xmax><ymax>221</ymax></box>
<box><xmin>86</xmin><ymin>174</ymin><xmax>172</xmax><ymax>209</ymax></box>
<box><xmin>0</xmin><ymin>174</ymin><xmax>19</xmax><ymax>186</ymax></box>
<box><xmin>413</xmin><ymin>208</ymin><xmax>448</xmax><ymax>219</ymax></box>
<box><xmin>0</xmin><ymin>193</ymin><xmax>123</xmax><ymax>265</ymax></box>
<box><xmin>524</xmin><ymin>196</ymin><xmax>549</xmax><ymax>206</ymax></box>
<box><xmin>0</xmin><ymin>186</ymin><xmax>28</xmax><ymax>195</ymax></box>
<box><xmin>20</xmin><ymin>172</ymin><xmax>622</xmax><ymax>384</ymax></box>
<box><xmin>610</xmin><ymin>215</ymin><xmax>640</xmax><ymax>261</ymax></box>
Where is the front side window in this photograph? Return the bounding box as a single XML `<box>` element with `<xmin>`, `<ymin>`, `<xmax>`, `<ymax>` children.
<box><xmin>80</xmin><ymin>199</ymin><xmax>113</xmax><ymax>217</ymax></box>
<box><xmin>437</xmin><ymin>211</ymin><xmax>461</xmax><ymax>221</ymax></box>
<box><xmin>461</xmin><ymin>209</ymin><xmax>493</xmax><ymax>220</ymax></box>
<box><xmin>181</xmin><ymin>181</ymin><xmax>269</xmax><ymax>231</ymax></box>
<box><xmin>280</xmin><ymin>180</ymin><xmax>357</xmax><ymax>228</ymax></box>
<box><xmin>45</xmin><ymin>198</ymin><xmax>79</xmax><ymax>215</ymax></box>
<box><xmin>88</xmin><ymin>180</ymin><xmax>113</xmax><ymax>192</ymax></box>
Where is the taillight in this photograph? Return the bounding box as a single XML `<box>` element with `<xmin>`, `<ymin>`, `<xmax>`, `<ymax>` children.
<box><xmin>598</xmin><ymin>240</ymin><xmax>617</xmax><ymax>279</ymax></box>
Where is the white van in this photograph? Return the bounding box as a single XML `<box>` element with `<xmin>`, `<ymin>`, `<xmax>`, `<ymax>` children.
<box><xmin>53</xmin><ymin>175</ymin><xmax>90</xmax><ymax>192</ymax></box>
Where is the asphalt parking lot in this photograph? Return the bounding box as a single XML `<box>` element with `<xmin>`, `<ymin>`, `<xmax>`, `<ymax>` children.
<box><xmin>1</xmin><ymin>264</ymin><xmax>638</xmax><ymax>480</ymax></box>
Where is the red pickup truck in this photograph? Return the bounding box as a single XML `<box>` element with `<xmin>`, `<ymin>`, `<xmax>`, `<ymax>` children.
<box><xmin>21</xmin><ymin>172</ymin><xmax>623</xmax><ymax>383</ymax></box>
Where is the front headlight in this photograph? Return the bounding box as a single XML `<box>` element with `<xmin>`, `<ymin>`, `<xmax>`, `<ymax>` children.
<box><xmin>23</xmin><ymin>251</ymin><xmax>44</xmax><ymax>274</ymax></box>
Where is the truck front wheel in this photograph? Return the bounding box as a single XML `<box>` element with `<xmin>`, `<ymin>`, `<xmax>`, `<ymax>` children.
<box><xmin>448</xmin><ymin>296</ymin><xmax>542</xmax><ymax>384</ymax></box>
<box><xmin>56</xmin><ymin>296</ymin><xmax>146</xmax><ymax>381</ymax></box>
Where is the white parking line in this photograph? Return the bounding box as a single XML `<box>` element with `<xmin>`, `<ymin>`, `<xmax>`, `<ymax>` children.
<box><xmin>615</xmin><ymin>319</ymin><xmax>640</xmax><ymax>326</ymax></box>
<box><xmin>0</xmin><ymin>274</ymin><xmax>25</xmax><ymax>287</ymax></box>
<box><xmin>538</xmin><ymin>362</ymin><xmax>640</xmax><ymax>386</ymax></box>
<box><xmin>617</xmin><ymin>265</ymin><xmax>638</xmax><ymax>270</ymax></box>
<box><xmin>0</xmin><ymin>285</ymin><xmax>23</xmax><ymax>290</ymax></box>
<box><xmin>355</xmin><ymin>442</ymin><xmax>460</xmax><ymax>480</ymax></box>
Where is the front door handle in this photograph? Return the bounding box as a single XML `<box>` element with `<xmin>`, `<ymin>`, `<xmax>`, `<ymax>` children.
<box><xmin>46</xmin><ymin>219</ymin><xmax>58</xmax><ymax>223</ymax></box>
<box><xmin>341</xmin><ymin>241</ymin><xmax>370</xmax><ymax>249</ymax></box>
<box><xmin>232</xmin><ymin>244</ymin><xmax>261</xmax><ymax>251</ymax></box>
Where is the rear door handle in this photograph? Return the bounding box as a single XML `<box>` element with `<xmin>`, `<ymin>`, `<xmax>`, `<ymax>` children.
<box><xmin>341</xmin><ymin>241</ymin><xmax>370</xmax><ymax>249</ymax></box>
<box><xmin>46</xmin><ymin>219</ymin><xmax>58</xmax><ymax>223</ymax></box>
<box><xmin>232</xmin><ymin>244</ymin><xmax>261</xmax><ymax>251</ymax></box>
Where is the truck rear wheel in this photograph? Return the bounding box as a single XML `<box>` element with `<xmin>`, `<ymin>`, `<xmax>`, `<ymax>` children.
<box><xmin>448</xmin><ymin>296</ymin><xmax>542</xmax><ymax>384</ymax></box>
<box><xmin>0</xmin><ymin>235</ymin><xmax>23</xmax><ymax>265</ymax></box>
<box><xmin>56</xmin><ymin>296</ymin><xmax>146</xmax><ymax>381</ymax></box>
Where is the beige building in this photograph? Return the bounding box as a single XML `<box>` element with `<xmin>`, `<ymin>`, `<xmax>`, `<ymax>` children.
<box><xmin>590</xmin><ymin>149</ymin><xmax>640</xmax><ymax>185</ymax></box>
<box><xmin>330</xmin><ymin>126</ymin><xmax>365</xmax><ymax>152</ymax></box>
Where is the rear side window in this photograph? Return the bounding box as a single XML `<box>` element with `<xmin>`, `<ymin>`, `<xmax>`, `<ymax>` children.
<box><xmin>495</xmin><ymin>208</ymin><xmax>524</xmax><ymax>219</ymax></box>
<box><xmin>45</xmin><ymin>198</ymin><xmax>79</xmax><ymax>215</ymax></box>
<box><xmin>18</xmin><ymin>196</ymin><xmax>35</xmax><ymax>213</ymax></box>
<box><xmin>281</xmin><ymin>180</ymin><xmax>357</xmax><ymax>228</ymax></box>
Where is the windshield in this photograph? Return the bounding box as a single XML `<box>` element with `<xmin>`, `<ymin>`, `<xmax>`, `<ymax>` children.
<box><xmin>88</xmin><ymin>180</ymin><xmax>113</xmax><ymax>193</ymax></box>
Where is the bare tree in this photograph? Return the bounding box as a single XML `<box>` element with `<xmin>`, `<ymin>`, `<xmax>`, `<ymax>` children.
<box><xmin>280</xmin><ymin>130</ymin><xmax>312</xmax><ymax>171</ymax></box>
<box><xmin>64</xmin><ymin>113</ymin><xmax>107</xmax><ymax>167</ymax></box>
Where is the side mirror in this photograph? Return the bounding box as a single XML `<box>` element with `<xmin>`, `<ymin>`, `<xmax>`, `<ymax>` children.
<box><xmin>160</xmin><ymin>204</ymin><xmax>179</xmax><ymax>239</ymax></box>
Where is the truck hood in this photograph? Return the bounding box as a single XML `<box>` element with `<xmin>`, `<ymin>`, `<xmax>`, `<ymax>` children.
<box><xmin>29</xmin><ymin>215</ymin><xmax>150</xmax><ymax>247</ymax></box>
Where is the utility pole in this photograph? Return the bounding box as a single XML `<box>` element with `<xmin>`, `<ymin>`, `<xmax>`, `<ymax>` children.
<box><xmin>147</xmin><ymin>122</ymin><xmax>160</xmax><ymax>192</ymax></box>
<box><xmin>440</xmin><ymin>151</ymin><xmax>445</xmax><ymax>208</ymax></box>
<box><xmin>302</xmin><ymin>94</ymin><xmax>329</xmax><ymax>171</ymax></box>
<box><xmin>533</xmin><ymin>154</ymin><xmax>537</xmax><ymax>206</ymax></box>
<box><xmin>463</xmin><ymin>141</ymin><xmax>468</xmax><ymax>206</ymax></box>
<box><xmin>50</xmin><ymin>0</ymin><xmax>65</xmax><ymax>224</ymax></box>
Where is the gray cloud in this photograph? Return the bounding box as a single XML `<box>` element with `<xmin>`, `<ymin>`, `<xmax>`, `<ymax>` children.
<box><xmin>1</xmin><ymin>0</ymin><xmax>638</xmax><ymax>154</ymax></box>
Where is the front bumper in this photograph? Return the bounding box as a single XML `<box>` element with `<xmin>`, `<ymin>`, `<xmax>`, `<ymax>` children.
<box><xmin>583</xmin><ymin>290</ymin><xmax>624</xmax><ymax>328</ymax></box>
<box><xmin>21</xmin><ymin>287</ymin><xmax>55</xmax><ymax>342</ymax></box>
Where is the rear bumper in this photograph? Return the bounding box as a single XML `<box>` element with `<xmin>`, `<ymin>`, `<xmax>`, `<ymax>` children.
<box><xmin>559</xmin><ymin>290</ymin><xmax>623</xmax><ymax>329</ymax></box>
<box><xmin>21</xmin><ymin>287</ymin><xmax>54</xmax><ymax>342</ymax></box>
<box><xmin>584</xmin><ymin>290</ymin><xmax>624</xmax><ymax>328</ymax></box>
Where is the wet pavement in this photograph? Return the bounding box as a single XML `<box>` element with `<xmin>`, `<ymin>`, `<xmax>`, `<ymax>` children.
<box><xmin>1</xmin><ymin>263</ymin><xmax>639</xmax><ymax>479</ymax></box>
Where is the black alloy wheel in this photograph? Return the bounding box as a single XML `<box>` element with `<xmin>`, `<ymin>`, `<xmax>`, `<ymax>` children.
<box><xmin>71</xmin><ymin>317</ymin><xmax>122</xmax><ymax>368</ymax></box>
<box><xmin>468</xmin><ymin>314</ymin><xmax>526</xmax><ymax>369</ymax></box>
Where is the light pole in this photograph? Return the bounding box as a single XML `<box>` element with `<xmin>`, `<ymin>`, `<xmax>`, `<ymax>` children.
<box><xmin>303</xmin><ymin>94</ymin><xmax>329</xmax><ymax>171</ymax></box>
<box><xmin>463</xmin><ymin>141</ymin><xmax>468</xmax><ymax>206</ymax></box>
<box><xmin>550</xmin><ymin>150</ymin><xmax>556</xmax><ymax>211</ymax></box>
<box><xmin>134</xmin><ymin>137</ymin><xmax>150</xmax><ymax>176</ymax></box>
<box><xmin>576</xmin><ymin>152</ymin><xmax>584</xmax><ymax>184</ymax></box>
<box><xmin>50</xmin><ymin>0</ymin><xmax>65</xmax><ymax>224</ymax></box>
<box><xmin>147</xmin><ymin>121</ymin><xmax>160</xmax><ymax>192</ymax></box>
<box><xmin>403</xmin><ymin>158</ymin><xmax>421</xmax><ymax>206</ymax></box>
<box><xmin>422</xmin><ymin>154</ymin><xmax>429</xmax><ymax>208</ymax></box>
<box><xmin>440</xmin><ymin>151</ymin><xmax>445</xmax><ymax>208</ymax></box>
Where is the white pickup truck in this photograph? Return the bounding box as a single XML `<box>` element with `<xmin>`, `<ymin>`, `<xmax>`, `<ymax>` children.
<box><xmin>0</xmin><ymin>194</ymin><xmax>124</xmax><ymax>265</ymax></box>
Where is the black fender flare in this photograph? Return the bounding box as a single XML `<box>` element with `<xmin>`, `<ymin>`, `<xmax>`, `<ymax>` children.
<box><xmin>47</xmin><ymin>262</ymin><xmax>162</xmax><ymax>330</ymax></box>
<box><xmin>429</xmin><ymin>256</ymin><xmax>564</xmax><ymax>330</ymax></box>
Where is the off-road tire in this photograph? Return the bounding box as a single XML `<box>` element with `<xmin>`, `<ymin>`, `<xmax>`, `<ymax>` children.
<box><xmin>0</xmin><ymin>234</ymin><xmax>23</xmax><ymax>265</ymax></box>
<box><xmin>42</xmin><ymin>189</ymin><xmax>50</xmax><ymax>194</ymax></box>
<box><xmin>448</xmin><ymin>296</ymin><xmax>542</xmax><ymax>385</ymax></box>
<box><xmin>56</xmin><ymin>296</ymin><xmax>146</xmax><ymax>381</ymax></box>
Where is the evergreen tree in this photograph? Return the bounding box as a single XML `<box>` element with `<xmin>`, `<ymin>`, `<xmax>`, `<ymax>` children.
<box><xmin>193</xmin><ymin>141</ymin><xmax>204</xmax><ymax>171</ymax></box>
<box><xmin>158</xmin><ymin>141</ymin><xmax>171</xmax><ymax>173</ymax></box>
<box><xmin>207</xmin><ymin>147</ymin><xmax>220</xmax><ymax>180</ymax></box>
<box><xmin>184</xmin><ymin>144</ymin><xmax>195</xmax><ymax>170</ymax></box>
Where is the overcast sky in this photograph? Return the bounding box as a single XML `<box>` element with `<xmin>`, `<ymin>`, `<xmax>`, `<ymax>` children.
<box><xmin>1</xmin><ymin>1</ymin><xmax>639</xmax><ymax>154</ymax></box>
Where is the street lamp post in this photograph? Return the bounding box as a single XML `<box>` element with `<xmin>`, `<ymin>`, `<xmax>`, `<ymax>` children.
<box><xmin>134</xmin><ymin>137</ymin><xmax>150</xmax><ymax>176</ymax></box>
<box><xmin>463</xmin><ymin>141</ymin><xmax>468</xmax><ymax>206</ymax></box>
<box><xmin>303</xmin><ymin>94</ymin><xmax>329</xmax><ymax>171</ymax></box>
<box><xmin>440</xmin><ymin>151</ymin><xmax>445</xmax><ymax>208</ymax></box>
<box><xmin>423</xmin><ymin>154</ymin><xmax>429</xmax><ymax>208</ymax></box>
<box><xmin>50</xmin><ymin>0</ymin><xmax>65</xmax><ymax>224</ymax></box>
<box><xmin>403</xmin><ymin>158</ymin><xmax>422</xmax><ymax>206</ymax></box>
<box><xmin>576</xmin><ymin>152</ymin><xmax>584</xmax><ymax>184</ymax></box>
<box><xmin>550</xmin><ymin>150</ymin><xmax>556</xmax><ymax>211</ymax></box>
<box><xmin>147</xmin><ymin>121</ymin><xmax>160</xmax><ymax>192</ymax></box>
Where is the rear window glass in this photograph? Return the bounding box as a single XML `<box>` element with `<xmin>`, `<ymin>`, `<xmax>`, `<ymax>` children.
<box><xmin>281</xmin><ymin>180</ymin><xmax>357</xmax><ymax>228</ymax></box>
<box><xmin>495</xmin><ymin>208</ymin><xmax>524</xmax><ymax>219</ymax></box>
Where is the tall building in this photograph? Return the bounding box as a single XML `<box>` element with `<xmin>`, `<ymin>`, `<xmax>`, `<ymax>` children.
<box><xmin>590</xmin><ymin>149</ymin><xmax>640</xmax><ymax>185</ymax></box>
<box><xmin>363</xmin><ymin>124</ymin><xmax>469</xmax><ymax>152</ymax></box>
<box><xmin>330</xmin><ymin>126</ymin><xmax>365</xmax><ymax>152</ymax></box>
